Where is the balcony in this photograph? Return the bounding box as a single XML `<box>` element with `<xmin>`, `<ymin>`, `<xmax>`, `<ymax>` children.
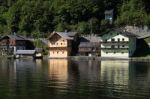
<box><xmin>101</xmin><ymin>41</ymin><xmax>129</xmax><ymax>45</ymax></box>
<box><xmin>48</xmin><ymin>47</ymin><xmax>70</xmax><ymax>50</ymax></box>
<box><xmin>101</xmin><ymin>47</ymin><xmax>128</xmax><ymax>50</ymax></box>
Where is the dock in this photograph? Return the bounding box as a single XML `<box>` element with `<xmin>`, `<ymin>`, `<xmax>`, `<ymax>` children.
<box><xmin>15</xmin><ymin>50</ymin><xmax>43</xmax><ymax>59</ymax></box>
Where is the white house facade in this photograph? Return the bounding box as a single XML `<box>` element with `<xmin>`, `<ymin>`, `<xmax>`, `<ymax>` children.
<box><xmin>100</xmin><ymin>31</ymin><xmax>137</xmax><ymax>58</ymax></box>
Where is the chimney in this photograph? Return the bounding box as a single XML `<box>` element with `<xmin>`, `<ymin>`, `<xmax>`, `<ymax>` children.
<box><xmin>65</xmin><ymin>30</ymin><xmax>67</xmax><ymax>33</ymax></box>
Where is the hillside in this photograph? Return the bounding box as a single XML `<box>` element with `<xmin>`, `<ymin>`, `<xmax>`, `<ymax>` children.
<box><xmin>0</xmin><ymin>0</ymin><xmax>150</xmax><ymax>36</ymax></box>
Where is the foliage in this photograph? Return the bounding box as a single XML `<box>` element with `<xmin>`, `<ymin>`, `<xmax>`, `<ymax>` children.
<box><xmin>0</xmin><ymin>0</ymin><xmax>149</xmax><ymax>36</ymax></box>
<box><xmin>116</xmin><ymin>0</ymin><xmax>148</xmax><ymax>27</ymax></box>
<box><xmin>145</xmin><ymin>15</ymin><xmax>150</xmax><ymax>29</ymax></box>
<box><xmin>100</xmin><ymin>19</ymin><xmax>111</xmax><ymax>33</ymax></box>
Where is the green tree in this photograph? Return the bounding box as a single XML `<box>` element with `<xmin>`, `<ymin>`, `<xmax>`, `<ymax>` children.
<box><xmin>77</xmin><ymin>22</ymin><xmax>90</xmax><ymax>34</ymax></box>
<box><xmin>145</xmin><ymin>15</ymin><xmax>150</xmax><ymax>29</ymax></box>
<box><xmin>116</xmin><ymin>0</ymin><xmax>147</xmax><ymax>26</ymax></box>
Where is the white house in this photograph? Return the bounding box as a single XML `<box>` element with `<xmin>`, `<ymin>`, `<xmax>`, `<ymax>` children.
<box><xmin>100</xmin><ymin>30</ymin><xmax>137</xmax><ymax>58</ymax></box>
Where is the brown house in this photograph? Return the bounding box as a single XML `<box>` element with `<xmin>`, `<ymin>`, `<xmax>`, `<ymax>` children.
<box><xmin>0</xmin><ymin>35</ymin><xmax>35</xmax><ymax>55</ymax></box>
<box><xmin>78</xmin><ymin>35</ymin><xmax>101</xmax><ymax>56</ymax></box>
<box><xmin>48</xmin><ymin>32</ymin><xmax>79</xmax><ymax>58</ymax></box>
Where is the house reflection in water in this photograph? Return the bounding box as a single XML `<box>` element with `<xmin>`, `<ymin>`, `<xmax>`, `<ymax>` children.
<box><xmin>100</xmin><ymin>60</ymin><xmax>129</xmax><ymax>85</ymax></box>
<box><xmin>72</xmin><ymin>60</ymin><xmax>101</xmax><ymax>81</ymax></box>
<box><xmin>0</xmin><ymin>59</ymin><xmax>17</xmax><ymax>81</ymax></box>
<box><xmin>48</xmin><ymin>59</ymin><xmax>68</xmax><ymax>81</ymax></box>
<box><xmin>129</xmin><ymin>62</ymin><xmax>150</xmax><ymax>90</ymax></box>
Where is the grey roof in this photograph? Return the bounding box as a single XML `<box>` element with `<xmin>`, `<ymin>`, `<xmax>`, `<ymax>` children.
<box><xmin>105</xmin><ymin>9</ymin><xmax>114</xmax><ymax>14</ymax></box>
<box><xmin>138</xmin><ymin>33</ymin><xmax>150</xmax><ymax>39</ymax></box>
<box><xmin>114</xmin><ymin>28</ymin><xmax>139</xmax><ymax>37</ymax></box>
<box><xmin>100</xmin><ymin>29</ymin><xmax>138</xmax><ymax>38</ymax></box>
<box><xmin>35</xmin><ymin>48</ymin><xmax>43</xmax><ymax>52</ymax></box>
<box><xmin>1</xmin><ymin>35</ymin><xmax>26</xmax><ymax>40</ymax></box>
<box><xmin>16</xmin><ymin>50</ymin><xmax>36</xmax><ymax>55</ymax></box>
<box><xmin>79</xmin><ymin>42</ymin><xmax>100</xmax><ymax>48</ymax></box>
<box><xmin>81</xmin><ymin>35</ymin><xmax>101</xmax><ymax>42</ymax></box>
<box><xmin>57</xmin><ymin>32</ymin><xmax>73</xmax><ymax>40</ymax></box>
<box><xmin>123</xmin><ymin>26</ymin><xmax>150</xmax><ymax>39</ymax></box>
<box><xmin>67</xmin><ymin>32</ymin><xmax>78</xmax><ymax>37</ymax></box>
<box><xmin>48</xmin><ymin>32</ymin><xmax>75</xmax><ymax>40</ymax></box>
<box><xmin>79</xmin><ymin>35</ymin><xmax>101</xmax><ymax>48</ymax></box>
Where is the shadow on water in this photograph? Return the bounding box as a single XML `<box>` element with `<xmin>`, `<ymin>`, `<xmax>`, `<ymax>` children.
<box><xmin>0</xmin><ymin>59</ymin><xmax>150</xmax><ymax>99</ymax></box>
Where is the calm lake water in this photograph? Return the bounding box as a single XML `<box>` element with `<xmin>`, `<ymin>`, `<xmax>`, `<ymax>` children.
<box><xmin>0</xmin><ymin>59</ymin><xmax>150</xmax><ymax>99</ymax></box>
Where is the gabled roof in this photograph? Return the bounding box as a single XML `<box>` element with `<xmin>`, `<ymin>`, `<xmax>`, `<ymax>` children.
<box><xmin>79</xmin><ymin>35</ymin><xmax>101</xmax><ymax>48</ymax></box>
<box><xmin>105</xmin><ymin>9</ymin><xmax>114</xmax><ymax>14</ymax></box>
<box><xmin>100</xmin><ymin>29</ymin><xmax>138</xmax><ymax>38</ymax></box>
<box><xmin>79</xmin><ymin>42</ymin><xmax>100</xmax><ymax>48</ymax></box>
<box><xmin>67</xmin><ymin>32</ymin><xmax>78</xmax><ymax>37</ymax></box>
<box><xmin>80</xmin><ymin>35</ymin><xmax>101</xmax><ymax>42</ymax></box>
<box><xmin>48</xmin><ymin>32</ymin><xmax>76</xmax><ymax>40</ymax></box>
<box><xmin>123</xmin><ymin>26</ymin><xmax>150</xmax><ymax>39</ymax></box>
<box><xmin>0</xmin><ymin>35</ymin><xmax>26</xmax><ymax>40</ymax></box>
<box><xmin>138</xmin><ymin>33</ymin><xmax>150</xmax><ymax>39</ymax></box>
<box><xmin>114</xmin><ymin>28</ymin><xmax>139</xmax><ymax>37</ymax></box>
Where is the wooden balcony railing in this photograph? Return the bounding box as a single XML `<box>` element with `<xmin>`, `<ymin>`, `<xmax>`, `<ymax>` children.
<box><xmin>101</xmin><ymin>41</ymin><xmax>128</xmax><ymax>44</ymax></box>
<box><xmin>101</xmin><ymin>48</ymin><xmax>129</xmax><ymax>50</ymax></box>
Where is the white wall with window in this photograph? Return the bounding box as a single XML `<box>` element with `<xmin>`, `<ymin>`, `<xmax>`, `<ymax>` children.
<box><xmin>101</xmin><ymin>32</ymin><xmax>136</xmax><ymax>58</ymax></box>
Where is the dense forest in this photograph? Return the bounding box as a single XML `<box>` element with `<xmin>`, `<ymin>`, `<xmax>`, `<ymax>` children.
<box><xmin>0</xmin><ymin>0</ymin><xmax>150</xmax><ymax>37</ymax></box>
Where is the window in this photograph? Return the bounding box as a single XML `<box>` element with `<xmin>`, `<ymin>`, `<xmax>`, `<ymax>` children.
<box><xmin>111</xmin><ymin>38</ymin><xmax>115</xmax><ymax>42</ymax></box>
<box><xmin>122</xmin><ymin>52</ymin><xmax>124</xmax><ymax>54</ymax></box>
<box><xmin>53</xmin><ymin>51</ymin><xmax>55</xmax><ymax>54</ymax></box>
<box><xmin>118</xmin><ymin>38</ymin><xmax>120</xmax><ymax>42</ymax></box>
<box><xmin>62</xmin><ymin>51</ymin><xmax>64</xmax><ymax>54</ymax></box>
<box><xmin>106</xmin><ymin>52</ymin><xmax>108</xmax><ymax>54</ymax></box>
<box><xmin>122</xmin><ymin>45</ymin><xmax>125</xmax><ymax>47</ymax></box>
<box><xmin>111</xmin><ymin>45</ymin><xmax>115</xmax><ymax>49</ymax></box>
<box><xmin>61</xmin><ymin>43</ymin><xmax>63</xmax><ymax>45</ymax></box>
<box><xmin>114</xmin><ymin>52</ymin><xmax>116</xmax><ymax>54</ymax></box>
<box><xmin>57</xmin><ymin>51</ymin><xmax>59</xmax><ymax>54</ymax></box>
<box><xmin>122</xmin><ymin>38</ymin><xmax>124</xmax><ymax>41</ymax></box>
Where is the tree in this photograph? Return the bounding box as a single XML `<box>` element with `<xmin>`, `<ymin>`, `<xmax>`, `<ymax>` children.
<box><xmin>0</xmin><ymin>0</ymin><xmax>149</xmax><ymax>36</ymax></box>
<box><xmin>77</xmin><ymin>22</ymin><xmax>90</xmax><ymax>34</ymax></box>
<box><xmin>145</xmin><ymin>15</ymin><xmax>150</xmax><ymax>29</ymax></box>
<box><xmin>116</xmin><ymin>0</ymin><xmax>147</xmax><ymax>26</ymax></box>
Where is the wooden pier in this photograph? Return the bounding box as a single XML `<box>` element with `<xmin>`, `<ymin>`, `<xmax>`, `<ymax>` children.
<box><xmin>15</xmin><ymin>50</ymin><xmax>43</xmax><ymax>59</ymax></box>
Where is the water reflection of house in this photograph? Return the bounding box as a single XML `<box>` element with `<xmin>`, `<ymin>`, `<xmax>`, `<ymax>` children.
<box><xmin>100</xmin><ymin>61</ymin><xmax>129</xmax><ymax>85</ymax></box>
<box><xmin>70</xmin><ymin>60</ymin><xmax>100</xmax><ymax>81</ymax></box>
<box><xmin>48</xmin><ymin>32</ymin><xmax>79</xmax><ymax>58</ymax></box>
<box><xmin>0</xmin><ymin>60</ymin><xmax>17</xmax><ymax>82</ymax></box>
<box><xmin>129</xmin><ymin>62</ymin><xmax>150</xmax><ymax>89</ymax></box>
<box><xmin>48</xmin><ymin>59</ymin><xmax>68</xmax><ymax>81</ymax></box>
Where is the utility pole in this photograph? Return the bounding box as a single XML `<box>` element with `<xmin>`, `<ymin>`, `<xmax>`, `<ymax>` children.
<box><xmin>90</xmin><ymin>19</ymin><xmax>93</xmax><ymax>35</ymax></box>
<box><xmin>7</xmin><ymin>0</ymin><xmax>11</xmax><ymax>7</ymax></box>
<box><xmin>90</xmin><ymin>19</ymin><xmax>93</xmax><ymax>39</ymax></box>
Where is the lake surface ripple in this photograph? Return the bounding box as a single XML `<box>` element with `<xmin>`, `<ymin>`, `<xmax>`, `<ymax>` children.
<box><xmin>0</xmin><ymin>59</ymin><xmax>149</xmax><ymax>99</ymax></box>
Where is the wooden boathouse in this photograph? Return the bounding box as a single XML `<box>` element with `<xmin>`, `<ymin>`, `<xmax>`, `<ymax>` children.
<box><xmin>15</xmin><ymin>50</ymin><xmax>43</xmax><ymax>59</ymax></box>
<box><xmin>0</xmin><ymin>35</ymin><xmax>35</xmax><ymax>56</ymax></box>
